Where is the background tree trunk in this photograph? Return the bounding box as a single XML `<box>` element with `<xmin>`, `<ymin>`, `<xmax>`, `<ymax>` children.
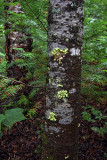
<box><xmin>42</xmin><ymin>0</ymin><xmax>84</xmax><ymax>160</ymax></box>
<box><xmin>4</xmin><ymin>0</ymin><xmax>32</xmax><ymax>80</ymax></box>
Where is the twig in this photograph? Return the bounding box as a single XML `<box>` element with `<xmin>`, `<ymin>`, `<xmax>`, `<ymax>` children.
<box><xmin>0</xmin><ymin>74</ymin><xmax>45</xmax><ymax>88</ymax></box>
<box><xmin>23</xmin><ymin>0</ymin><xmax>48</xmax><ymax>33</ymax></box>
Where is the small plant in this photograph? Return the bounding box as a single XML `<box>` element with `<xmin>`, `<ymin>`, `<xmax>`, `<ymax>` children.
<box><xmin>82</xmin><ymin>105</ymin><xmax>107</xmax><ymax>122</ymax></box>
<box><xmin>34</xmin><ymin>145</ymin><xmax>41</xmax><ymax>154</ymax></box>
<box><xmin>104</xmin><ymin>153</ymin><xmax>107</xmax><ymax>158</ymax></box>
<box><xmin>82</xmin><ymin>111</ymin><xmax>95</xmax><ymax>122</ymax></box>
<box><xmin>27</xmin><ymin>109</ymin><xmax>37</xmax><ymax>118</ymax></box>
<box><xmin>82</xmin><ymin>105</ymin><xmax>107</xmax><ymax>137</ymax></box>
<box><xmin>91</xmin><ymin>122</ymin><xmax>107</xmax><ymax>137</ymax></box>
<box><xmin>91</xmin><ymin>107</ymin><xmax>103</xmax><ymax>120</ymax></box>
<box><xmin>27</xmin><ymin>103</ymin><xmax>40</xmax><ymax>118</ymax></box>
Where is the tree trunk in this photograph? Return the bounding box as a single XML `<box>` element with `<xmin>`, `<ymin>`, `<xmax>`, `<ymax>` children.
<box><xmin>42</xmin><ymin>0</ymin><xmax>84</xmax><ymax>160</ymax></box>
<box><xmin>4</xmin><ymin>0</ymin><xmax>32</xmax><ymax>80</ymax></box>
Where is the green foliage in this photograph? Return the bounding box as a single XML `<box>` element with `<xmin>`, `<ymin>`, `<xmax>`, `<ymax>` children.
<box><xmin>82</xmin><ymin>105</ymin><xmax>107</xmax><ymax>136</ymax></box>
<box><xmin>0</xmin><ymin>108</ymin><xmax>26</xmax><ymax>133</ymax></box>
<box><xmin>104</xmin><ymin>153</ymin><xmax>107</xmax><ymax>158</ymax></box>
<box><xmin>91</xmin><ymin>123</ymin><xmax>107</xmax><ymax>137</ymax></box>
<box><xmin>82</xmin><ymin>105</ymin><xmax>107</xmax><ymax>121</ymax></box>
<box><xmin>0</xmin><ymin>0</ymin><xmax>48</xmax><ymax>115</ymax></box>
<box><xmin>0</xmin><ymin>53</ymin><xmax>7</xmax><ymax>74</ymax></box>
<box><xmin>26</xmin><ymin>102</ymin><xmax>41</xmax><ymax>118</ymax></box>
<box><xmin>34</xmin><ymin>148</ymin><xmax>41</xmax><ymax>154</ymax></box>
<box><xmin>82</xmin><ymin>111</ymin><xmax>95</xmax><ymax>122</ymax></box>
<box><xmin>0</xmin><ymin>82</ymin><xmax>24</xmax><ymax>103</ymax></box>
<box><xmin>81</xmin><ymin>0</ymin><xmax>107</xmax><ymax>138</ymax></box>
<box><xmin>17</xmin><ymin>95</ymin><xmax>29</xmax><ymax>107</ymax></box>
<box><xmin>82</xmin><ymin>0</ymin><xmax>107</xmax><ymax>102</ymax></box>
<box><xmin>91</xmin><ymin>107</ymin><xmax>103</xmax><ymax>120</ymax></box>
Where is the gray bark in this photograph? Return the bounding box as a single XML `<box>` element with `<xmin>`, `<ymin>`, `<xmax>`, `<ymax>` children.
<box><xmin>42</xmin><ymin>0</ymin><xmax>84</xmax><ymax>160</ymax></box>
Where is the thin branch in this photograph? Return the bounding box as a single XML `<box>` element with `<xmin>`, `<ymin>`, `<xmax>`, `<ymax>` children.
<box><xmin>23</xmin><ymin>0</ymin><xmax>48</xmax><ymax>33</ymax></box>
<box><xmin>0</xmin><ymin>97</ymin><xmax>16</xmax><ymax>106</ymax></box>
<box><xmin>0</xmin><ymin>74</ymin><xmax>45</xmax><ymax>88</ymax></box>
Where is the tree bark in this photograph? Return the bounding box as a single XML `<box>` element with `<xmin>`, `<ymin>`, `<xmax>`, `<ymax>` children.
<box><xmin>4</xmin><ymin>0</ymin><xmax>32</xmax><ymax>80</ymax></box>
<box><xmin>42</xmin><ymin>0</ymin><xmax>84</xmax><ymax>160</ymax></box>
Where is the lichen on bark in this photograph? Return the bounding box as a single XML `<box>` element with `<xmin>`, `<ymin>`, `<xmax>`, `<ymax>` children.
<box><xmin>51</xmin><ymin>48</ymin><xmax>68</xmax><ymax>64</ymax></box>
<box><xmin>42</xmin><ymin>0</ymin><xmax>84</xmax><ymax>159</ymax></box>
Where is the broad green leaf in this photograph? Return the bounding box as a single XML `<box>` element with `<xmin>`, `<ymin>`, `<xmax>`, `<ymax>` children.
<box><xmin>2</xmin><ymin>108</ymin><xmax>26</xmax><ymax>127</ymax></box>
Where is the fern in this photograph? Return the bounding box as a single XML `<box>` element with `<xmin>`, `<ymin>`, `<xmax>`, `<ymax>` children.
<box><xmin>17</xmin><ymin>95</ymin><xmax>29</xmax><ymax>107</ymax></box>
<box><xmin>29</xmin><ymin>88</ymin><xmax>39</xmax><ymax>99</ymax></box>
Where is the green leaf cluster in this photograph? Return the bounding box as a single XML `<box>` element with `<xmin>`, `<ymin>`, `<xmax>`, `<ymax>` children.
<box><xmin>82</xmin><ymin>105</ymin><xmax>107</xmax><ymax>136</ymax></box>
<box><xmin>91</xmin><ymin>123</ymin><xmax>107</xmax><ymax>137</ymax></box>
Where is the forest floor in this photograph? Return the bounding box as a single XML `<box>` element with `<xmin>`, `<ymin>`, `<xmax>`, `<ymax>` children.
<box><xmin>0</xmin><ymin>96</ymin><xmax>107</xmax><ymax>160</ymax></box>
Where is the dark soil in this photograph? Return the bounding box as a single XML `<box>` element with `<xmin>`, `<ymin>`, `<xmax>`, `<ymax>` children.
<box><xmin>0</xmin><ymin>97</ymin><xmax>107</xmax><ymax>160</ymax></box>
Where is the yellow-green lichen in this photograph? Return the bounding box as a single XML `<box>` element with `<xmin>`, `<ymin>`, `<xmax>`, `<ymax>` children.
<box><xmin>51</xmin><ymin>48</ymin><xmax>68</xmax><ymax>64</ymax></box>
<box><xmin>65</xmin><ymin>38</ymin><xmax>69</xmax><ymax>42</ymax></box>
<box><xmin>48</xmin><ymin>112</ymin><xmax>57</xmax><ymax>121</ymax></box>
<box><xmin>47</xmin><ymin>67</ymin><xmax>50</xmax><ymax>71</ymax></box>
<box><xmin>57</xmin><ymin>84</ymin><xmax>63</xmax><ymax>87</ymax></box>
<box><xmin>65</xmin><ymin>155</ymin><xmax>69</xmax><ymax>159</ymax></box>
<box><xmin>49</xmin><ymin>78</ymin><xmax>53</xmax><ymax>84</ymax></box>
<box><xmin>57</xmin><ymin>90</ymin><xmax>68</xmax><ymax>99</ymax></box>
<box><xmin>56</xmin><ymin>78</ymin><xmax>61</xmax><ymax>83</ymax></box>
<box><xmin>78</xmin><ymin>123</ymin><xmax>80</xmax><ymax>127</ymax></box>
